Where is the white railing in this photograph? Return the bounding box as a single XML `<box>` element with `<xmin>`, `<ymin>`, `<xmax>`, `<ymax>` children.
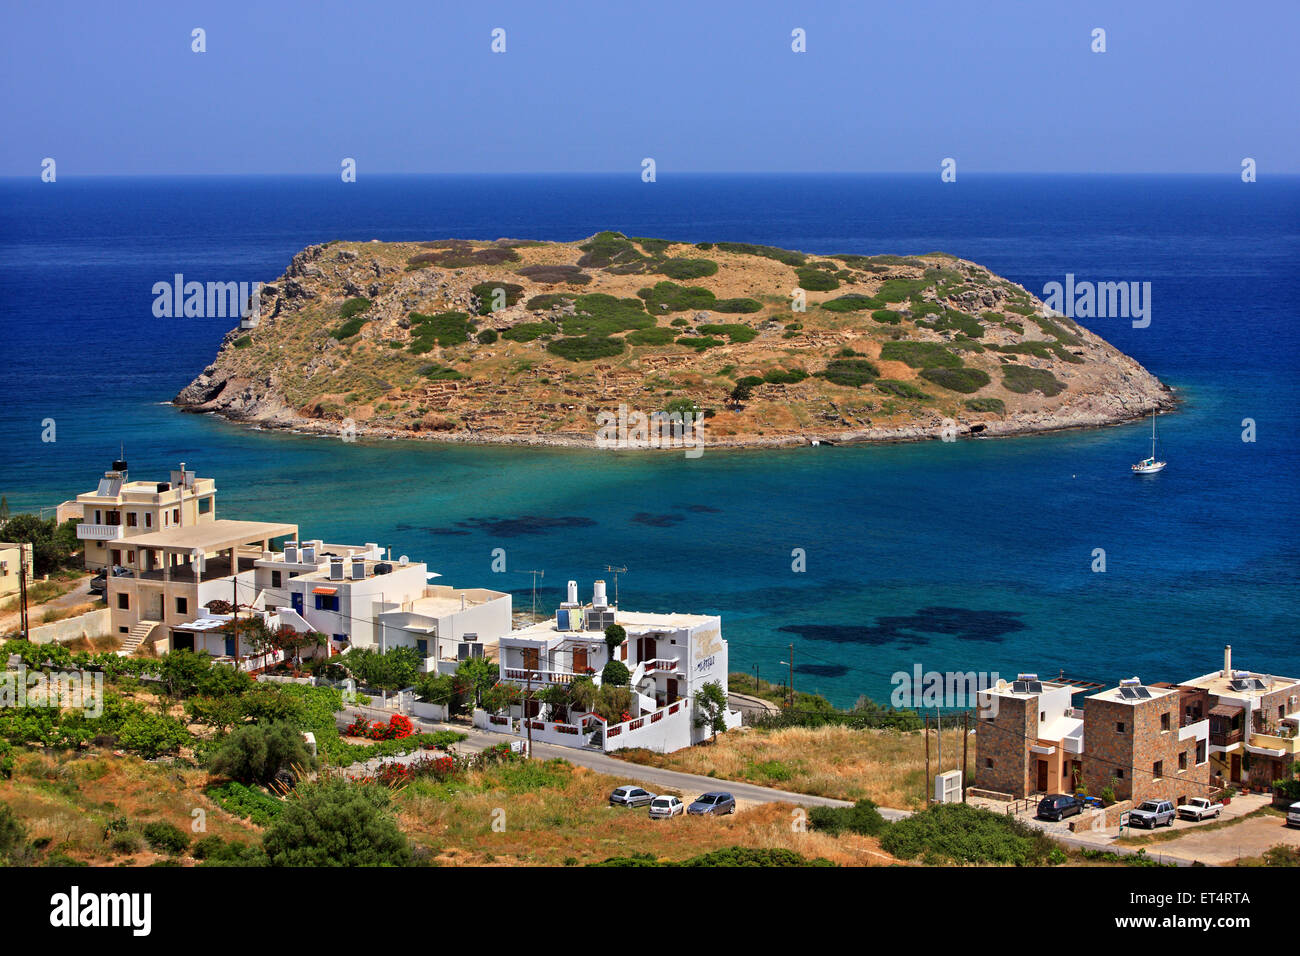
<box><xmin>642</xmin><ymin>657</ymin><xmax>681</xmax><ymax>674</ymax></box>
<box><xmin>77</xmin><ymin>523</ymin><xmax>124</xmax><ymax>541</ymax></box>
<box><xmin>503</xmin><ymin>667</ymin><xmax>575</xmax><ymax>684</ymax></box>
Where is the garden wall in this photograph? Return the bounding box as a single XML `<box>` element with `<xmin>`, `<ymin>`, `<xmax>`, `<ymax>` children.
<box><xmin>28</xmin><ymin>608</ymin><xmax>111</xmax><ymax>646</ymax></box>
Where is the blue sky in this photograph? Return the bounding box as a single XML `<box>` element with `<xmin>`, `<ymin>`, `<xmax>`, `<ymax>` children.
<box><xmin>1</xmin><ymin>0</ymin><xmax>1295</xmax><ymax>175</ymax></box>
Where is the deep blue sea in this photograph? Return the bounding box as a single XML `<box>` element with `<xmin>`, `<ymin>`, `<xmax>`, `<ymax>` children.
<box><xmin>1</xmin><ymin>174</ymin><xmax>1296</xmax><ymax>705</ymax></box>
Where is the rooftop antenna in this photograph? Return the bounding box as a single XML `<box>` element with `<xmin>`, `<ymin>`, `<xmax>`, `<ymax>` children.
<box><xmin>603</xmin><ymin>565</ymin><xmax>627</xmax><ymax>606</ymax></box>
<box><xmin>517</xmin><ymin>569</ymin><xmax>544</xmax><ymax>619</ymax></box>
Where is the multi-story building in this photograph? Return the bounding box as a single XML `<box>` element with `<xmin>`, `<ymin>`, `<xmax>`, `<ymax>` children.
<box><xmin>375</xmin><ymin>584</ymin><xmax>511</xmax><ymax>672</ymax></box>
<box><xmin>974</xmin><ymin>672</ymin><xmax>1212</xmax><ymax>806</ymax></box>
<box><xmin>1081</xmin><ymin>678</ymin><xmax>1210</xmax><ymax>807</ymax></box>
<box><xmin>0</xmin><ymin>542</ymin><xmax>34</xmax><ymax>601</ymax></box>
<box><xmin>488</xmin><ymin>579</ymin><xmax>741</xmax><ymax>753</ymax></box>
<box><xmin>1179</xmin><ymin>645</ymin><xmax>1300</xmax><ymax>789</ymax></box>
<box><xmin>975</xmin><ymin>675</ymin><xmax>1085</xmax><ymax>798</ymax></box>
<box><xmin>73</xmin><ymin>459</ymin><xmax>218</xmax><ymax>571</ymax></box>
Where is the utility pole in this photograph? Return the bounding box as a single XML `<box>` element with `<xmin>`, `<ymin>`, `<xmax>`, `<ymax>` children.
<box><xmin>936</xmin><ymin>707</ymin><xmax>942</xmax><ymax>773</ymax></box>
<box><xmin>787</xmin><ymin>644</ymin><xmax>794</xmax><ymax>707</ymax></box>
<box><xmin>924</xmin><ymin>712</ymin><xmax>931</xmax><ymax>805</ymax></box>
<box><xmin>962</xmin><ymin>711</ymin><xmax>970</xmax><ymax>802</ymax></box>
<box><xmin>18</xmin><ymin>543</ymin><xmax>30</xmax><ymax>641</ymax></box>
<box><xmin>752</xmin><ymin>664</ymin><xmax>759</xmax><ymax>693</ymax></box>
<box><xmin>603</xmin><ymin>565</ymin><xmax>627</xmax><ymax>606</ymax></box>
<box><xmin>525</xmin><ymin>670</ymin><xmax>534</xmax><ymax>759</ymax></box>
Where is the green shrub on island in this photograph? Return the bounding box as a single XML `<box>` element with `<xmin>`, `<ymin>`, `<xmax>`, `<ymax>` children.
<box><xmin>517</xmin><ymin>265</ymin><xmax>590</xmax><ymax>285</ymax></box>
<box><xmin>795</xmin><ymin>268</ymin><xmax>838</xmax><ymax>291</ymax></box>
<box><xmin>626</xmin><ymin>326</ymin><xmax>676</xmax><ymax>346</ymax></box>
<box><xmin>502</xmin><ymin>320</ymin><xmax>558</xmax><ymax>342</ymax></box>
<box><xmin>546</xmin><ymin>336</ymin><xmax>626</xmax><ymax>361</ymax></box>
<box><xmin>820</xmin><ymin>294</ymin><xmax>881</xmax><ymax>312</ymax></box>
<box><xmin>340</xmin><ymin>296</ymin><xmax>372</xmax><ymax>320</ymax></box>
<box><xmin>262</xmin><ymin>779</ymin><xmax>411</xmax><ymax>868</ymax></box>
<box><xmin>638</xmin><ymin>282</ymin><xmax>716</xmax><ymax>314</ymax></box>
<box><xmin>632</xmin><ymin>237</ymin><xmax>677</xmax><ymax>256</ymax></box>
<box><xmin>525</xmin><ymin>293</ymin><xmax>571</xmax><ymax>310</ymax></box>
<box><xmin>408</xmin><ymin>311</ymin><xmax>474</xmax><ymax>352</ymax></box>
<box><xmin>470</xmin><ymin>282</ymin><xmax>524</xmax><ymax>315</ymax></box>
<box><xmin>710</xmin><ymin>297</ymin><xmax>763</xmax><ymax>314</ymax></box>
<box><xmin>919</xmin><ymin>366</ymin><xmax>991</xmax><ymax>393</ymax></box>
<box><xmin>205</xmin><ymin>781</ymin><xmax>286</xmax><ymax>827</ymax></box>
<box><xmin>871</xmin><ymin>309</ymin><xmax>903</xmax><ymax>324</ymax></box>
<box><xmin>965</xmin><ymin>397</ymin><xmax>1006</xmax><ymax>414</ymax></box>
<box><xmin>421</xmin><ymin>365</ymin><xmax>465</xmax><ymax>381</ymax></box>
<box><xmin>590</xmin><ymin>847</ymin><xmax>834</xmax><ymax>867</ymax></box>
<box><xmin>576</xmin><ymin>231</ymin><xmax>644</xmax><ymax>269</ymax></box>
<box><xmin>561</xmin><ymin>293</ymin><xmax>653</xmax><ymax>336</ymax></box>
<box><xmin>233</xmin><ymin>335</ymin><xmax>252</xmax><ymax>348</ymax></box>
<box><xmin>874</xmin><ymin>276</ymin><xmax>934</xmax><ymax>302</ymax></box>
<box><xmin>601</xmin><ymin>660</ymin><xmax>631</xmax><ymax>687</ymax></box>
<box><xmin>675</xmin><ymin>336</ymin><xmax>725</xmax><ymax>351</ymax></box>
<box><xmin>697</xmin><ymin>323</ymin><xmax>757</xmax><ymax>343</ymax></box>
<box><xmin>141</xmin><ymin>821</ymin><xmax>190</xmax><ymax>856</ymax></box>
<box><xmin>713</xmin><ymin>241</ymin><xmax>806</xmax><ymax>266</ymax></box>
<box><xmin>476</xmin><ymin>329</ymin><xmax>499</xmax><ymax>345</ymax></box>
<box><xmin>879</xmin><ymin>803</ymin><xmax>1057</xmax><ymax>866</ymax></box>
<box><xmin>875</xmin><ymin>379</ymin><xmax>931</xmax><ymax>400</ymax></box>
<box><xmin>916</xmin><ymin>308</ymin><xmax>984</xmax><ymax>338</ymax></box>
<box><xmin>762</xmin><ymin>368</ymin><xmax>809</xmax><ymax>385</ymax></box>
<box><xmin>879</xmin><ymin>341</ymin><xmax>962</xmax><ymax>369</ymax></box>
<box><xmin>809</xmin><ymin>799</ymin><xmax>887</xmax><ymax>837</ymax></box>
<box><xmin>209</xmin><ymin>721</ymin><xmax>318</xmax><ymax>787</ymax></box>
<box><xmin>1002</xmin><ymin>364</ymin><xmax>1066</xmax><ymax>396</ymax></box>
<box><xmin>655</xmin><ymin>258</ymin><xmax>718</xmax><ymax>280</ymax></box>
<box><xmin>817</xmin><ymin>358</ymin><xmax>880</xmax><ymax>388</ymax></box>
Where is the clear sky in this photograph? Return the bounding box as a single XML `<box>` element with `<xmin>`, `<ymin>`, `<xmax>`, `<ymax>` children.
<box><xmin>2</xmin><ymin>0</ymin><xmax>1296</xmax><ymax>176</ymax></box>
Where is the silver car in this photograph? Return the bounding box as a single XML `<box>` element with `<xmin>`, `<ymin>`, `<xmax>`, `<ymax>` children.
<box><xmin>648</xmin><ymin>795</ymin><xmax>685</xmax><ymax>819</ymax></box>
<box><xmin>609</xmin><ymin>785</ymin><xmax>655</xmax><ymax>808</ymax></box>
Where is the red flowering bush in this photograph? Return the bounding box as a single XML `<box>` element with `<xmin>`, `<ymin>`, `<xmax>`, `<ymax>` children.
<box><xmin>388</xmin><ymin>715</ymin><xmax>414</xmax><ymax>739</ymax></box>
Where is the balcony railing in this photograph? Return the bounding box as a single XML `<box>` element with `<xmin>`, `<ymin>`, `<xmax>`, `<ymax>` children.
<box><xmin>1210</xmin><ymin>727</ymin><xmax>1244</xmax><ymax>748</ymax></box>
<box><xmin>642</xmin><ymin>657</ymin><xmax>681</xmax><ymax>674</ymax></box>
<box><xmin>503</xmin><ymin>667</ymin><xmax>575</xmax><ymax>684</ymax></box>
<box><xmin>77</xmin><ymin>523</ymin><xmax>124</xmax><ymax>541</ymax></box>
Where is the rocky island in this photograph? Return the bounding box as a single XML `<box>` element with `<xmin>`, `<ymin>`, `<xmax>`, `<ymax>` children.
<box><xmin>175</xmin><ymin>234</ymin><xmax>1172</xmax><ymax>447</ymax></box>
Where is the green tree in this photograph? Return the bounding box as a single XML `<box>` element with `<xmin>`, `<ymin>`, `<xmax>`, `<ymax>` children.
<box><xmin>601</xmin><ymin>660</ymin><xmax>630</xmax><ymax>687</ymax></box>
<box><xmin>115</xmin><ymin>707</ymin><xmax>190</xmax><ymax>758</ymax></box>
<box><xmin>693</xmin><ymin>680</ymin><xmax>728</xmax><ymax>741</ymax></box>
<box><xmin>263</xmin><ymin>779</ymin><xmax>411</xmax><ymax>867</ymax></box>
<box><xmin>604</xmin><ymin>624</ymin><xmax>626</xmax><ymax>660</ymax></box>
<box><xmin>209</xmin><ymin>721</ymin><xmax>317</xmax><ymax>785</ymax></box>
<box><xmin>0</xmin><ymin>802</ymin><xmax>29</xmax><ymax>864</ymax></box>
<box><xmin>538</xmin><ymin>683</ymin><xmax>572</xmax><ymax>723</ymax></box>
<box><xmin>456</xmin><ymin>656</ymin><xmax>498</xmax><ymax>709</ymax></box>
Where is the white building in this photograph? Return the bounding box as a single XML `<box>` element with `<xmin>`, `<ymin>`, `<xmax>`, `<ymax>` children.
<box><xmin>485</xmin><ymin>579</ymin><xmax>741</xmax><ymax>753</ymax></box>
<box><xmin>376</xmin><ymin>585</ymin><xmax>511</xmax><ymax>673</ymax></box>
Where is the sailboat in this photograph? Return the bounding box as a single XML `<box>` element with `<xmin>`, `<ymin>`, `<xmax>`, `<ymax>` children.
<box><xmin>1131</xmin><ymin>409</ymin><xmax>1166</xmax><ymax>474</ymax></box>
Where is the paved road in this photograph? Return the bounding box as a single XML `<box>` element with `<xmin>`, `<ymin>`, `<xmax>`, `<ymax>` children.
<box><xmin>0</xmin><ymin>573</ymin><xmax>96</xmax><ymax>636</ymax></box>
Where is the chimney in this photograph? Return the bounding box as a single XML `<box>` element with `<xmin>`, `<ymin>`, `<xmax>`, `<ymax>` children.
<box><xmin>1223</xmin><ymin>644</ymin><xmax>1232</xmax><ymax>679</ymax></box>
<box><xmin>566</xmin><ymin>580</ymin><xmax>578</xmax><ymax>605</ymax></box>
<box><xmin>593</xmin><ymin>579</ymin><xmax>607</xmax><ymax>608</ymax></box>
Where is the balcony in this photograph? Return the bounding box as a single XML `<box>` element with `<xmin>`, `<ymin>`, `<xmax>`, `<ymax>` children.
<box><xmin>642</xmin><ymin>657</ymin><xmax>681</xmax><ymax>675</ymax></box>
<box><xmin>1209</xmin><ymin>726</ymin><xmax>1244</xmax><ymax>749</ymax></box>
<box><xmin>504</xmin><ymin>667</ymin><xmax>575</xmax><ymax>685</ymax></box>
<box><xmin>77</xmin><ymin>523</ymin><xmax>124</xmax><ymax>541</ymax></box>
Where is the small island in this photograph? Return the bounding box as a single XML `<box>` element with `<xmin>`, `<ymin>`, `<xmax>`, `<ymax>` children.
<box><xmin>176</xmin><ymin>234</ymin><xmax>1172</xmax><ymax>447</ymax></box>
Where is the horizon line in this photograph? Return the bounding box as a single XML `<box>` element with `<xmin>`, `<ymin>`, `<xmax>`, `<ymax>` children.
<box><xmin>2</xmin><ymin>170</ymin><xmax>1295</xmax><ymax>181</ymax></box>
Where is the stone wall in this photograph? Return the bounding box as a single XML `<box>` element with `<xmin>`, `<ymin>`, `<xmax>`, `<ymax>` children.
<box><xmin>27</xmin><ymin>608</ymin><xmax>112</xmax><ymax>646</ymax></box>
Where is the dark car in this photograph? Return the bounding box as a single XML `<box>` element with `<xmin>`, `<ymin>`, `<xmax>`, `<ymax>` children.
<box><xmin>1036</xmin><ymin>794</ymin><xmax>1083</xmax><ymax>822</ymax></box>
<box><xmin>687</xmin><ymin>792</ymin><xmax>737</xmax><ymax>815</ymax></box>
<box><xmin>89</xmin><ymin>565</ymin><xmax>131</xmax><ymax>596</ymax></box>
<box><xmin>609</xmin><ymin>785</ymin><xmax>656</xmax><ymax>808</ymax></box>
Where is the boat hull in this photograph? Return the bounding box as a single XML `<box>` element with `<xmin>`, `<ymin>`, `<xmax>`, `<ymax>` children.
<box><xmin>1132</xmin><ymin>462</ymin><xmax>1166</xmax><ymax>474</ymax></box>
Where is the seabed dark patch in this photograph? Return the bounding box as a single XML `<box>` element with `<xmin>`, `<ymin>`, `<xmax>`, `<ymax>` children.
<box><xmin>632</xmin><ymin>512</ymin><xmax>686</xmax><ymax>527</ymax></box>
<box><xmin>795</xmin><ymin>663</ymin><xmax>850</xmax><ymax>678</ymax></box>
<box><xmin>780</xmin><ymin>606</ymin><xmax>1025</xmax><ymax>647</ymax></box>
<box><xmin>430</xmin><ymin>516</ymin><xmax>597</xmax><ymax>537</ymax></box>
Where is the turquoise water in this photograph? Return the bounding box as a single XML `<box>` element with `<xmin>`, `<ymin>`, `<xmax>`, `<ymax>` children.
<box><xmin>1</xmin><ymin>175</ymin><xmax>1296</xmax><ymax>704</ymax></box>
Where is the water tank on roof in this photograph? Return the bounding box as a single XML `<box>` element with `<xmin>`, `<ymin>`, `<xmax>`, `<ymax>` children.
<box><xmin>374</xmin><ymin>563</ymin><xmax>392</xmax><ymax>575</ymax></box>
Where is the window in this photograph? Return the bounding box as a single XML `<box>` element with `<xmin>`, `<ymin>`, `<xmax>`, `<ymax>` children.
<box><xmin>127</xmin><ymin>550</ymin><xmax>134</xmax><ymax>563</ymax></box>
<box><xmin>198</xmin><ymin>497</ymin><xmax>211</xmax><ymax>514</ymax></box>
<box><xmin>1178</xmin><ymin>751</ymin><xmax>1188</xmax><ymax>771</ymax></box>
<box><xmin>1040</xmin><ymin>711</ymin><xmax>1046</xmax><ymax>721</ymax></box>
<box><xmin>1116</xmin><ymin>769</ymin><xmax>1125</xmax><ymax>779</ymax></box>
<box><xmin>314</xmin><ymin>594</ymin><xmax>339</xmax><ymax>611</ymax></box>
<box><xmin>1196</xmin><ymin>740</ymin><xmax>1207</xmax><ymax>764</ymax></box>
<box><xmin>145</xmin><ymin>513</ymin><xmax>152</xmax><ymax>528</ymax></box>
<box><xmin>173</xmin><ymin>508</ymin><xmax>180</xmax><ymax>523</ymax></box>
<box><xmin>119</xmin><ymin>626</ymin><xmax>128</xmax><ymax>634</ymax></box>
<box><xmin>416</xmin><ymin>639</ymin><xmax>428</xmax><ymax>655</ymax></box>
<box><xmin>1116</xmin><ymin>721</ymin><xmax>1125</xmax><ymax>733</ymax></box>
<box><xmin>175</xmin><ymin>597</ymin><xmax>187</xmax><ymax>615</ymax></box>
<box><xmin>1152</xmin><ymin>761</ymin><xmax>1163</xmax><ymax>780</ymax></box>
<box><xmin>271</xmin><ymin>570</ymin><xmax>282</xmax><ymax>588</ymax></box>
<box><xmin>127</xmin><ymin>512</ymin><xmax>138</xmax><ymax>527</ymax></box>
<box><xmin>1161</xmin><ymin>712</ymin><xmax>1171</xmax><ymax>732</ymax></box>
<box><xmin>117</xmin><ymin>593</ymin><xmax>129</xmax><ymax>609</ymax></box>
<box><xmin>984</xmin><ymin>757</ymin><xmax>994</xmax><ymax>769</ymax></box>
<box><xmin>111</xmin><ymin>549</ymin><xmax>121</xmax><ymax>565</ymax></box>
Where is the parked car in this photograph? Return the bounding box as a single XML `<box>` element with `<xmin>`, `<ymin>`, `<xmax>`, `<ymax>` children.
<box><xmin>1286</xmin><ymin>801</ymin><xmax>1300</xmax><ymax>828</ymax></box>
<box><xmin>608</xmin><ymin>785</ymin><xmax>655</xmax><ymax>808</ymax></box>
<box><xmin>1176</xmin><ymin>797</ymin><xmax>1224</xmax><ymax>821</ymax></box>
<box><xmin>1036</xmin><ymin>794</ymin><xmax>1084</xmax><ymax>822</ymax></box>
<box><xmin>648</xmin><ymin>795</ymin><xmax>685</xmax><ymax>819</ymax></box>
<box><xmin>89</xmin><ymin>565</ymin><xmax>131</xmax><ymax>595</ymax></box>
<box><xmin>687</xmin><ymin>792</ymin><xmax>737</xmax><ymax>815</ymax></box>
<box><xmin>1127</xmin><ymin>799</ymin><xmax>1176</xmax><ymax>828</ymax></box>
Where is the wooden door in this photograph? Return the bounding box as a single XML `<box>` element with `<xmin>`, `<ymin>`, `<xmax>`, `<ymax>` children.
<box><xmin>1230</xmin><ymin>754</ymin><xmax>1242</xmax><ymax>783</ymax></box>
<box><xmin>1036</xmin><ymin>760</ymin><xmax>1049</xmax><ymax>793</ymax></box>
<box><xmin>522</xmin><ymin>647</ymin><xmax>539</xmax><ymax>673</ymax></box>
<box><xmin>572</xmin><ymin>647</ymin><xmax>588</xmax><ymax>675</ymax></box>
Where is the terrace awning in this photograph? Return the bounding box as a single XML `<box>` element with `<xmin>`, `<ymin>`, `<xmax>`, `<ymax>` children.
<box><xmin>312</xmin><ymin>587</ymin><xmax>338</xmax><ymax>595</ymax></box>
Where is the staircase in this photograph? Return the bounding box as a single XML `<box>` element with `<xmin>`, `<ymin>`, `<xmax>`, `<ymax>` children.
<box><xmin>117</xmin><ymin>620</ymin><xmax>159</xmax><ymax>656</ymax></box>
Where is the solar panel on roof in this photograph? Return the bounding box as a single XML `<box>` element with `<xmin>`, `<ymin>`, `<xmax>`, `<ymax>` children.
<box><xmin>1012</xmin><ymin>681</ymin><xmax>1029</xmax><ymax>694</ymax></box>
<box><xmin>1027</xmin><ymin>681</ymin><xmax>1043</xmax><ymax>694</ymax></box>
<box><xmin>1133</xmin><ymin>687</ymin><xmax>1151</xmax><ymax>699</ymax></box>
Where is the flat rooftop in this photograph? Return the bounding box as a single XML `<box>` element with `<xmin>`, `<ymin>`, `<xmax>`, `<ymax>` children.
<box><xmin>122</xmin><ymin>519</ymin><xmax>298</xmax><ymax>554</ymax></box>
<box><xmin>1182</xmin><ymin>670</ymin><xmax>1300</xmax><ymax>699</ymax></box>
<box><xmin>505</xmin><ymin>608</ymin><xmax>718</xmax><ymax>642</ymax></box>
<box><xmin>1088</xmin><ymin>682</ymin><xmax>1179</xmax><ymax>705</ymax></box>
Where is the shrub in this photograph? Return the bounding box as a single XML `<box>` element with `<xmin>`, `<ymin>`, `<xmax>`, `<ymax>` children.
<box><xmin>502</xmin><ymin>321</ymin><xmax>558</xmax><ymax>342</ymax></box>
<box><xmin>470</xmin><ymin>282</ymin><xmax>525</xmax><ymax>315</ymax></box>
<box><xmin>879</xmin><ymin>341</ymin><xmax>962</xmax><ymax>369</ymax></box>
<box><xmin>205</xmin><ymin>781</ymin><xmax>285</xmax><ymax>827</ymax></box>
<box><xmin>697</xmin><ymin>323</ymin><xmax>757</xmax><ymax>343</ymax></box>
<box><xmin>655</xmin><ymin>258</ymin><xmax>718</xmax><ymax>280</ymax></box>
<box><xmin>562</xmin><ymin>293</ymin><xmax>652</xmax><ymax>336</ymax></box>
<box><xmin>340</xmin><ymin>297</ymin><xmax>372</xmax><ymax>320</ymax></box>
<box><xmin>871</xmin><ymin>309</ymin><xmax>902</xmax><ymax>324</ymax></box>
<box><xmin>262</xmin><ymin>779</ymin><xmax>411</xmax><ymax>867</ymax></box>
<box><xmin>476</xmin><ymin>329</ymin><xmax>498</xmax><ymax>344</ymax></box>
<box><xmin>547</xmin><ymin>336</ymin><xmax>626</xmax><ymax>361</ymax></box>
<box><xmin>820</xmin><ymin>294</ymin><xmax>880</xmax><ymax>312</ymax></box>
<box><xmin>193</xmin><ymin>836</ymin><xmax>267</xmax><ymax>866</ymax></box>
<box><xmin>919</xmin><ymin>366</ymin><xmax>991</xmax><ymax>393</ymax></box>
<box><xmin>795</xmin><ymin>268</ymin><xmax>838</xmax><ymax>291</ymax></box>
<box><xmin>711</xmin><ymin>298</ymin><xmax>763</xmax><ymax>313</ymax></box>
<box><xmin>817</xmin><ymin>358</ymin><xmax>879</xmax><ymax>388</ymax></box>
<box><xmin>601</xmin><ymin>660</ymin><xmax>631</xmax><ymax>687</ymax></box>
<box><xmin>638</xmin><ymin>282</ymin><xmax>716</xmax><ymax>314</ymax></box>
<box><xmin>421</xmin><ymin>365</ymin><xmax>465</xmax><ymax>381</ymax></box>
<box><xmin>1002</xmin><ymin>364</ymin><xmax>1066</xmax><ymax>396</ymax></box>
<box><xmin>591</xmin><ymin>847</ymin><xmax>833</xmax><ymax>867</ymax></box>
<box><xmin>408</xmin><ymin>311</ymin><xmax>474</xmax><ymax>352</ymax></box>
<box><xmin>763</xmin><ymin>368</ymin><xmax>809</xmax><ymax>385</ymax></box>
<box><xmin>675</xmin><ymin>336</ymin><xmax>725</xmax><ymax>351</ymax></box>
<box><xmin>809</xmin><ymin>799</ymin><xmax>887</xmax><ymax>837</ymax></box>
<box><xmin>713</xmin><ymin>242</ymin><xmax>806</xmax><ymax>266</ymax></box>
<box><xmin>517</xmin><ymin>265</ymin><xmax>590</xmax><ymax>285</ymax></box>
<box><xmin>577</xmin><ymin>231</ymin><xmax>642</xmax><ymax>269</ymax></box>
<box><xmin>233</xmin><ymin>335</ymin><xmax>252</xmax><ymax>348</ymax></box>
<box><xmin>965</xmin><ymin>397</ymin><xmax>1006</xmax><ymax>414</ymax></box>
<box><xmin>880</xmin><ymin>803</ymin><xmax>1056</xmax><ymax>865</ymax></box>
<box><xmin>875</xmin><ymin>276</ymin><xmax>934</xmax><ymax>301</ymax></box>
<box><xmin>142</xmin><ymin>821</ymin><xmax>190</xmax><ymax>856</ymax></box>
<box><xmin>875</xmin><ymin>379</ymin><xmax>931</xmax><ymax>399</ymax></box>
<box><xmin>209</xmin><ymin>721</ymin><xmax>317</xmax><ymax>786</ymax></box>
<box><xmin>626</xmin><ymin>326</ymin><xmax>676</xmax><ymax>346</ymax></box>
<box><xmin>0</xmin><ymin>802</ymin><xmax>26</xmax><ymax>863</ymax></box>
<box><xmin>116</xmin><ymin>708</ymin><xmax>190</xmax><ymax>758</ymax></box>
